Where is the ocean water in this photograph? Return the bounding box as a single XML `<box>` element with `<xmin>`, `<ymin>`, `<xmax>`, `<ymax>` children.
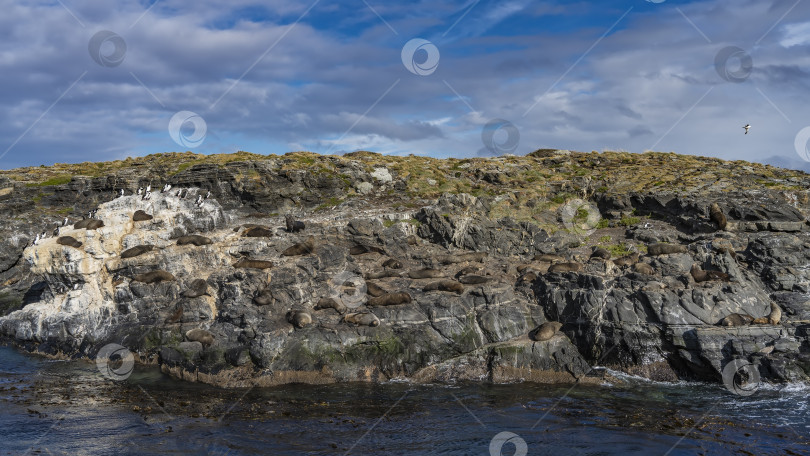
<box><xmin>1</xmin><ymin>345</ymin><xmax>808</xmax><ymax>455</ymax></box>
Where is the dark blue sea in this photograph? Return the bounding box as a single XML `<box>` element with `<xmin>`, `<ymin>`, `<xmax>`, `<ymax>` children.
<box><xmin>1</xmin><ymin>345</ymin><xmax>808</xmax><ymax>455</ymax></box>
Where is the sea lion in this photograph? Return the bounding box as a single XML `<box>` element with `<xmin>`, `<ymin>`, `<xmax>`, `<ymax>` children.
<box><xmin>647</xmin><ymin>243</ymin><xmax>687</xmax><ymax>255</ymax></box>
<box><xmin>591</xmin><ymin>247</ymin><xmax>611</xmax><ymax>260</ymax></box>
<box><xmin>529</xmin><ymin>321</ymin><xmax>563</xmax><ymax>342</ymax></box>
<box><xmin>768</xmin><ymin>302</ymin><xmax>782</xmax><ymax>325</ymax></box>
<box><xmin>690</xmin><ymin>264</ymin><xmax>730</xmax><ymax>283</ymax></box>
<box><xmin>436</xmin><ymin>252</ymin><xmax>487</xmax><ymax>265</ymax></box>
<box><xmin>408</xmin><ymin>268</ymin><xmax>443</xmax><ymax>279</ymax></box>
<box><xmin>285</xmin><ymin>214</ymin><xmax>305</xmax><ymax>233</ymax></box>
<box><xmin>458</xmin><ymin>265</ymin><xmax>481</xmax><ymax>276</ymax></box>
<box><xmin>548</xmin><ymin>262</ymin><xmax>583</xmax><ymax>273</ymax></box>
<box><xmin>709</xmin><ymin>203</ymin><xmax>727</xmax><ymax>230</ymax></box>
<box><xmin>349</xmin><ymin>244</ymin><xmax>386</xmax><ymax>255</ymax></box>
<box><xmin>423</xmin><ymin>280</ymin><xmax>465</xmax><ymax>294</ymax></box>
<box><xmin>133</xmin><ymin>270</ymin><xmax>175</xmax><ymax>284</ymax></box>
<box><xmin>367</xmin><ymin>292</ymin><xmax>412</xmax><ymax>307</ymax></box>
<box><xmin>181</xmin><ymin>279</ymin><xmax>209</xmax><ymax>298</ymax></box>
<box><xmin>366</xmin><ymin>282</ymin><xmax>387</xmax><ymax>298</ymax></box>
<box><xmin>74</xmin><ymin>219</ymin><xmax>104</xmax><ymax>230</ymax></box>
<box><xmin>164</xmin><ymin>306</ymin><xmax>183</xmax><ymax>324</ymax></box>
<box><xmin>719</xmin><ymin>313</ymin><xmax>754</xmax><ymax>326</ymax></box>
<box><xmin>614</xmin><ymin>252</ymin><xmax>639</xmax><ymax>267</ymax></box>
<box><xmin>253</xmin><ymin>288</ymin><xmax>273</xmax><ymax>306</ymax></box>
<box><xmin>382</xmin><ymin>258</ymin><xmax>402</xmax><ymax>269</ymax></box>
<box><xmin>286</xmin><ymin>310</ymin><xmax>312</xmax><ymax>329</ymax></box>
<box><xmin>519</xmin><ymin>272</ymin><xmax>538</xmax><ymax>283</ymax></box>
<box><xmin>176</xmin><ymin>235</ymin><xmax>213</xmax><ymax>246</ymax></box>
<box><xmin>133</xmin><ymin>210</ymin><xmax>153</xmax><ymax>222</ymax></box>
<box><xmin>56</xmin><ymin>236</ymin><xmax>83</xmax><ymax>248</ymax></box>
<box><xmin>633</xmin><ymin>263</ymin><xmax>655</xmax><ymax>275</ymax></box>
<box><xmin>406</xmin><ymin>235</ymin><xmax>419</xmax><ymax>246</ymax></box>
<box><xmin>458</xmin><ymin>274</ymin><xmax>489</xmax><ymax>285</ymax></box>
<box><xmin>282</xmin><ymin>236</ymin><xmax>315</xmax><ymax>256</ymax></box>
<box><xmin>314</xmin><ymin>297</ymin><xmax>347</xmax><ymax>314</ymax></box>
<box><xmin>121</xmin><ymin>244</ymin><xmax>154</xmax><ymax>259</ymax></box>
<box><xmin>243</xmin><ymin>226</ymin><xmax>273</xmax><ymax>237</ymax></box>
<box><xmin>234</xmin><ymin>223</ymin><xmax>262</xmax><ymax>232</ymax></box>
<box><xmin>534</xmin><ymin>254</ymin><xmax>564</xmax><ymax>263</ymax></box>
<box><xmin>185</xmin><ymin>328</ymin><xmax>214</xmax><ymax>347</ymax></box>
<box><xmin>233</xmin><ymin>258</ymin><xmax>274</xmax><ymax>269</ymax></box>
<box><xmin>752</xmin><ymin>317</ymin><xmax>769</xmax><ymax>325</ymax></box>
<box><xmin>344</xmin><ymin>312</ymin><xmax>380</xmax><ymax>327</ymax></box>
<box><xmin>366</xmin><ymin>270</ymin><xmax>402</xmax><ymax>279</ymax></box>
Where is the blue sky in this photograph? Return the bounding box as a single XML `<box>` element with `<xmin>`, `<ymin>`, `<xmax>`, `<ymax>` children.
<box><xmin>1</xmin><ymin>0</ymin><xmax>809</xmax><ymax>170</ymax></box>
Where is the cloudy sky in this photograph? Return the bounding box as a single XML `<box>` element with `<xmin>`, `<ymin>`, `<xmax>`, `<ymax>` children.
<box><xmin>1</xmin><ymin>0</ymin><xmax>809</xmax><ymax>170</ymax></box>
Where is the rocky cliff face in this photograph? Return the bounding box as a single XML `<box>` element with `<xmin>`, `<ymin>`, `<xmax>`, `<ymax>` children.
<box><xmin>1</xmin><ymin>150</ymin><xmax>809</xmax><ymax>388</ymax></box>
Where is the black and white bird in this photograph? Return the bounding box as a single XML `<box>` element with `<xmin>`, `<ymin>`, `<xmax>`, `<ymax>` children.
<box><xmin>743</xmin><ymin>124</ymin><xmax>751</xmax><ymax>134</ymax></box>
<box><xmin>194</xmin><ymin>194</ymin><xmax>204</xmax><ymax>206</ymax></box>
<box><xmin>137</xmin><ymin>187</ymin><xmax>143</xmax><ymax>195</ymax></box>
<box><xmin>146</xmin><ymin>184</ymin><xmax>151</xmax><ymax>193</ymax></box>
<box><xmin>119</xmin><ymin>189</ymin><xmax>125</xmax><ymax>197</ymax></box>
<box><xmin>73</xmin><ymin>283</ymin><xmax>79</xmax><ymax>290</ymax></box>
<box><xmin>40</xmin><ymin>230</ymin><xmax>47</xmax><ymax>239</ymax></box>
<box><xmin>143</xmin><ymin>190</ymin><xmax>151</xmax><ymax>201</ymax></box>
<box><xmin>33</xmin><ymin>233</ymin><xmax>40</xmax><ymax>245</ymax></box>
<box><xmin>53</xmin><ymin>226</ymin><xmax>59</xmax><ymax>237</ymax></box>
<box><xmin>62</xmin><ymin>217</ymin><xmax>69</xmax><ymax>227</ymax></box>
<box><xmin>175</xmin><ymin>189</ymin><xmax>182</xmax><ymax>197</ymax></box>
<box><xmin>162</xmin><ymin>184</ymin><xmax>171</xmax><ymax>193</ymax></box>
<box><xmin>205</xmin><ymin>190</ymin><xmax>211</xmax><ymax>199</ymax></box>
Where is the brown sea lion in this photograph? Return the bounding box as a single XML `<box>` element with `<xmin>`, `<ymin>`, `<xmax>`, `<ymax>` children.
<box><xmin>234</xmin><ymin>223</ymin><xmax>262</xmax><ymax>232</ymax></box>
<box><xmin>185</xmin><ymin>328</ymin><xmax>214</xmax><ymax>347</ymax></box>
<box><xmin>56</xmin><ymin>236</ymin><xmax>83</xmax><ymax>248</ymax></box>
<box><xmin>367</xmin><ymin>292</ymin><xmax>412</xmax><ymax>307</ymax></box>
<box><xmin>423</xmin><ymin>280</ymin><xmax>465</xmax><ymax>294</ymax></box>
<box><xmin>243</xmin><ymin>226</ymin><xmax>273</xmax><ymax>237</ymax></box>
<box><xmin>233</xmin><ymin>258</ymin><xmax>274</xmax><ymax>269</ymax></box>
<box><xmin>121</xmin><ymin>244</ymin><xmax>154</xmax><ymax>259</ymax></box>
<box><xmin>709</xmin><ymin>203</ymin><xmax>727</xmax><ymax>230</ymax></box>
<box><xmin>286</xmin><ymin>310</ymin><xmax>312</xmax><ymax>329</ymax></box>
<box><xmin>74</xmin><ymin>219</ymin><xmax>104</xmax><ymax>230</ymax></box>
<box><xmin>752</xmin><ymin>317</ymin><xmax>769</xmax><ymax>325</ymax></box>
<box><xmin>366</xmin><ymin>270</ymin><xmax>402</xmax><ymax>279</ymax></box>
<box><xmin>519</xmin><ymin>272</ymin><xmax>538</xmax><ymax>283</ymax></box>
<box><xmin>690</xmin><ymin>264</ymin><xmax>730</xmax><ymax>283</ymax></box>
<box><xmin>382</xmin><ymin>258</ymin><xmax>402</xmax><ymax>269</ymax></box>
<box><xmin>591</xmin><ymin>247</ymin><xmax>611</xmax><ymax>260</ymax></box>
<box><xmin>285</xmin><ymin>214</ymin><xmax>305</xmax><ymax>233</ymax></box>
<box><xmin>314</xmin><ymin>297</ymin><xmax>347</xmax><ymax>314</ymax></box>
<box><xmin>534</xmin><ymin>254</ymin><xmax>564</xmax><ymax>263</ymax></box>
<box><xmin>458</xmin><ymin>274</ymin><xmax>489</xmax><ymax>285</ymax></box>
<box><xmin>548</xmin><ymin>262</ymin><xmax>583</xmax><ymax>273</ymax></box>
<box><xmin>176</xmin><ymin>235</ymin><xmax>213</xmax><ymax>246</ymax></box>
<box><xmin>529</xmin><ymin>321</ymin><xmax>563</xmax><ymax>342</ymax></box>
<box><xmin>253</xmin><ymin>288</ymin><xmax>273</xmax><ymax>306</ymax></box>
<box><xmin>614</xmin><ymin>252</ymin><xmax>639</xmax><ymax>267</ymax></box>
<box><xmin>344</xmin><ymin>312</ymin><xmax>380</xmax><ymax>327</ymax></box>
<box><xmin>768</xmin><ymin>302</ymin><xmax>782</xmax><ymax>325</ymax></box>
<box><xmin>133</xmin><ymin>270</ymin><xmax>175</xmax><ymax>284</ymax></box>
<box><xmin>164</xmin><ymin>306</ymin><xmax>183</xmax><ymax>324</ymax></box>
<box><xmin>719</xmin><ymin>313</ymin><xmax>754</xmax><ymax>326</ymax></box>
<box><xmin>133</xmin><ymin>210</ymin><xmax>153</xmax><ymax>222</ymax></box>
<box><xmin>436</xmin><ymin>252</ymin><xmax>487</xmax><ymax>264</ymax></box>
<box><xmin>181</xmin><ymin>279</ymin><xmax>209</xmax><ymax>298</ymax></box>
<box><xmin>647</xmin><ymin>243</ymin><xmax>687</xmax><ymax>255</ymax></box>
<box><xmin>366</xmin><ymin>282</ymin><xmax>387</xmax><ymax>298</ymax></box>
<box><xmin>406</xmin><ymin>235</ymin><xmax>419</xmax><ymax>246</ymax></box>
<box><xmin>633</xmin><ymin>263</ymin><xmax>655</xmax><ymax>275</ymax></box>
<box><xmin>349</xmin><ymin>244</ymin><xmax>386</xmax><ymax>255</ymax></box>
<box><xmin>408</xmin><ymin>268</ymin><xmax>443</xmax><ymax>279</ymax></box>
<box><xmin>282</xmin><ymin>236</ymin><xmax>315</xmax><ymax>256</ymax></box>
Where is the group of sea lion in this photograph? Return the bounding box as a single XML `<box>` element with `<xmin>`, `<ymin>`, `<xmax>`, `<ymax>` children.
<box><xmin>719</xmin><ymin>302</ymin><xmax>782</xmax><ymax>327</ymax></box>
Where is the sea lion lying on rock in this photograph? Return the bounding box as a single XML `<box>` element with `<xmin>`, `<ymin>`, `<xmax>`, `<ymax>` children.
<box><xmin>285</xmin><ymin>214</ymin><xmax>305</xmax><ymax>233</ymax></box>
<box><xmin>243</xmin><ymin>226</ymin><xmax>273</xmax><ymax>237</ymax></box>
<box><xmin>177</xmin><ymin>235</ymin><xmax>213</xmax><ymax>246</ymax></box>
<box><xmin>74</xmin><ymin>219</ymin><xmax>104</xmax><ymax>230</ymax></box>
<box><xmin>529</xmin><ymin>321</ymin><xmax>563</xmax><ymax>342</ymax></box>
<box><xmin>614</xmin><ymin>253</ymin><xmax>639</xmax><ymax>267</ymax></box>
<box><xmin>436</xmin><ymin>252</ymin><xmax>487</xmax><ymax>265</ymax></box>
<box><xmin>286</xmin><ymin>310</ymin><xmax>312</xmax><ymax>329</ymax></box>
<box><xmin>181</xmin><ymin>279</ymin><xmax>209</xmax><ymax>298</ymax></box>
<box><xmin>457</xmin><ymin>265</ymin><xmax>481</xmax><ymax>276</ymax></box>
<box><xmin>344</xmin><ymin>312</ymin><xmax>380</xmax><ymax>327</ymax></box>
<box><xmin>185</xmin><ymin>328</ymin><xmax>214</xmax><ymax>347</ymax></box>
<box><xmin>233</xmin><ymin>258</ymin><xmax>274</xmax><ymax>269</ymax></box>
<box><xmin>121</xmin><ymin>244</ymin><xmax>154</xmax><ymax>259</ymax></box>
<box><xmin>519</xmin><ymin>272</ymin><xmax>538</xmax><ymax>283</ymax></box>
<box><xmin>164</xmin><ymin>306</ymin><xmax>183</xmax><ymax>324</ymax></box>
<box><xmin>234</xmin><ymin>223</ymin><xmax>262</xmax><ymax>232</ymax></box>
<box><xmin>548</xmin><ymin>262</ymin><xmax>583</xmax><ymax>273</ymax></box>
<box><xmin>367</xmin><ymin>292</ymin><xmax>412</xmax><ymax>307</ymax></box>
<box><xmin>133</xmin><ymin>270</ymin><xmax>175</xmax><ymax>284</ymax></box>
<box><xmin>647</xmin><ymin>243</ymin><xmax>687</xmax><ymax>255</ymax></box>
<box><xmin>253</xmin><ymin>288</ymin><xmax>273</xmax><ymax>306</ymax></box>
<box><xmin>591</xmin><ymin>247</ymin><xmax>611</xmax><ymax>260</ymax></box>
<box><xmin>709</xmin><ymin>203</ymin><xmax>727</xmax><ymax>230</ymax></box>
<box><xmin>719</xmin><ymin>313</ymin><xmax>754</xmax><ymax>326</ymax></box>
<box><xmin>56</xmin><ymin>236</ymin><xmax>83</xmax><ymax>248</ymax></box>
<box><xmin>133</xmin><ymin>210</ymin><xmax>153</xmax><ymax>222</ymax></box>
<box><xmin>314</xmin><ymin>297</ymin><xmax>347</xmax><ymax>314</ymax></box>
<box><xmin>366</xmin><ymin>270</ymin><xmax>402</xmax><ymax>279</ymax></box>
<box><xmin>458</xmin><ymin>274</ymin><xmax>489</xmax><ymax>285</ymax></box>
<box><xmin>382</xmin><ymin>258</ymin><xmax>402</xmax><ymax>269</ymax></box>
<box><xmin>534</xmin><ymin>254</ymin><xmax>564</xmax><ymax>263</ymax></box>
<box><xmin>690</xmin><ymin>264</ymin><xmax>730</xmax><ymax>282</ymax></box>
<box><xmin>423</xmin><ymin>280</ymin><xmax>464</xmax><ymax>294</ymax></box>
<box><xmin>633</xmin><ymin>263</ymin><xmax>655</xmax><ymax>275</ymax></box>
<box><xmin>282</xmin><ymin>236</ymin><xmax>315</xmax><ymax>256</ymax></box>
<box><xmin>366</xmin><ymin>282</ymin><xmax>387</xmax><ymax>298</ymax></box>
<box><xmin>408</xmin><ymin>268</ymin><xmax>443</xmax><ymax>279</ymax></box>
<box><xmin>349</xmin><ymin>244</ymin><xmax>386</xmax><ymax>255</ymax></box>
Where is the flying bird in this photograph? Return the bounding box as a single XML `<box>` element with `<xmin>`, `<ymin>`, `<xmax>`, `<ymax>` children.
<box><xmin>743</xmin><ymin>124</ymin><xmax>751</xmax><ymax>134</ymax></box>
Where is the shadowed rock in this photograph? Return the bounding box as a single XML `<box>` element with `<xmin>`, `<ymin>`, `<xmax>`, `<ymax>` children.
<box><xmin>436</xmin><ymin>252</ymin><xmax>487</xmax><ymax>264</ymax></box>
<box><xmin>349</xmin><ymin>244</ymin><xmax>386</xmax><ymax>255</ymax></box>
<box><xmin>181</xmin><ymin>279</ymin><xmax>209</xmax><ymax>298</ymax></box>
<box><xmin>133</xmin><ymin>210</ymin><xmax>153</xmax><ymax>222</ymax></box>
<box><xmin>534</xmin><ymin>254</ymin><xmax>564</xmax><ymax>263</ymax></box>
<box><xmin>121</xmin><ymin>244</ymin><xmax>154</xmax><ymax>259</ymax></box>
<box><xmin>56</xmin><ymin>236</ymin><xmax>82</xmax><ymax>248</ymax></box>
<box><xmin>177</xmin><ymin>235</ymin><xmax>213</xmax><ymax>246</ymax></box>
<box><xmin>647</xmin><ymin>243</ymin><xmax>687</xmax><ymax>255</ymax></box>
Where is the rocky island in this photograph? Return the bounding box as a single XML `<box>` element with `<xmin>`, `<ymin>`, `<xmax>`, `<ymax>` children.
<box><xmin>1</xmin><ymin>149</ymin><xmax>809</xmax><ymax>389</ymax></box>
